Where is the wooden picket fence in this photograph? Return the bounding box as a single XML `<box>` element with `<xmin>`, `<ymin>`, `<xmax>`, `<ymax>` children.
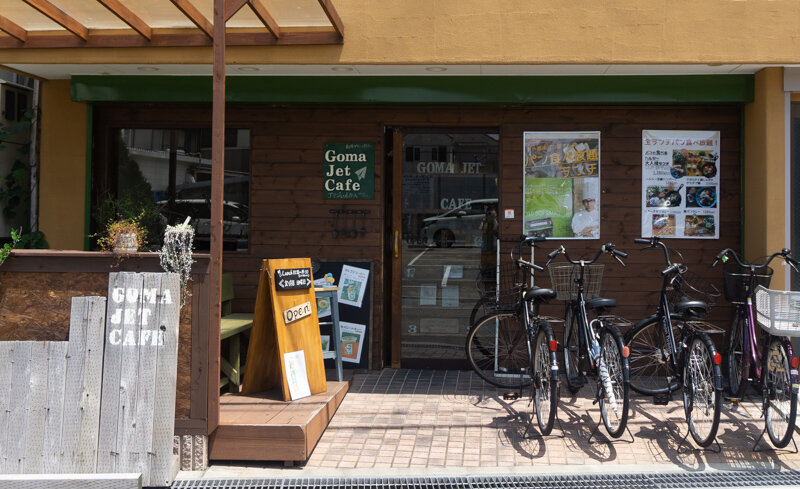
<box><xmin>0</xmin><ymin>272</ymin><xmax>180</xmax><ymax>487</ymax></box>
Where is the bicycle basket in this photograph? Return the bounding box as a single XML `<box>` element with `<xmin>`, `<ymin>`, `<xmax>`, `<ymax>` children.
<box><xmin>485</xmin><ymin>260</ymin><xmax>525</xmax><ymax>311</ymax></box>
<box><xmin>754</xmin><ymin>285</ymin><xmax>800</xmax><ymax>337</ymax></box>
<box><xmin>722</xmin><ymin>260</ymin><xmax>773</xmax><ymax>304</ymax></box>
<box><xmin>547</xmin><ymin>263</ymin><xmax>604</xmax><ymax>301</ymax></box>
<box><xmin>667</xmin><ymin>270</ymin><xmax>720</xmax><ymax>314</ymax></box>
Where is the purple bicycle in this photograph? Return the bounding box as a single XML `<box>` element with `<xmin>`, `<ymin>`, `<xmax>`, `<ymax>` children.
<box><xmin>714</xmin><ymin>248</ymin><xmax>800</xmax><ymax>449</ymax></box>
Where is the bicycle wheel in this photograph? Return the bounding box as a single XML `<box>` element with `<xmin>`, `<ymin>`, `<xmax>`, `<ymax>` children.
<box><xmin>726</xmin><ymin>313</ymin><xmax>749</xmax><ymax>397</ymax></box>
<box><xmin>599</xmin><ymin>325</ymin><xmax>630</xmax><ymax>438</ymax></box>
<box><xmin>466</xmin><ymin>312</ymin><xmax>532</xmax><ymax>388</ymax></box>
<box><xmin>625</xmin><ymin>317</ymin><xmax>680</xmax><ymax>395</ymax></box>
<box><xmin>533</xmin><ymin>321</ymin><xmax>558</xmax><ymax>435</ymax></box>
<box><xmin>763</xmin><ymin>338</ymin><xmax>797</xmax><ymax>448</ymax></box>
<box><xmin>469</xmin><ymin>296</ymin><xmax>495</xmax><ymax>329</ymax></box>
<box><xmin>563</xmin><ymin>307</ymin><xmax>585</xmax><ymax>393</ymax></box>
<box><xmin>683</xmin><ymin>332</ymin><xmax>722</xmax><ymax>447</ymax></box>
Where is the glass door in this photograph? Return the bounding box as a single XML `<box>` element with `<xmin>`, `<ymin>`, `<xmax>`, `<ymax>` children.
<box><xmin>399</xmin><ymin>130</ymin><xmax>499</xmax><ymax>367</ymax></box>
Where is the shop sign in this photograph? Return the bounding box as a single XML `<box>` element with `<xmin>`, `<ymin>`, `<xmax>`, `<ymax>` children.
<box><xmin>523</xmin><ymin>132</ymin><xmax>601</xmax><ymax>239</ymax></box>
<box><xmin>274</xmin><ymin>267</ymin><xmax>312</xmax><ymax>290</ymax></box>
<box><xmin>323</xmin><ymin>142</ymin><xmax>374</xmax><ymax>199</ymax></box>
<box><xmin>283</xmin><ymin>301</ymin><xmax>312</xmax><ymax>324</ymax></box>
<box><xmin>641</xmin><ymin>130</ymin><xmax>720</xmax><ymax>239</ymax></box>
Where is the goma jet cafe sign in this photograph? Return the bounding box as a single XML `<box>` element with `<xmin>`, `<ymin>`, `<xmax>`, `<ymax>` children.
<box><xmin>323</xmin><ymin>142</ymin><xmax>374</xmax><ymax>199</ymax></box>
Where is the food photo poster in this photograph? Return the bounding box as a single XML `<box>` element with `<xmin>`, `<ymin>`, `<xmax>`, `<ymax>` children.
<box><xmin>338</xmin><ymin>264</ymin><xmax>370</xmax><ymax>308</ymax></box>
<box><xmin>642</xmin><ymin>130</ymin><xmax>720</xmax><ymax>239</ymax></box>
<box><xmin>523</xmin><ymin>132</ymin><xmax>601</xmax><ymax>239</ymax></box>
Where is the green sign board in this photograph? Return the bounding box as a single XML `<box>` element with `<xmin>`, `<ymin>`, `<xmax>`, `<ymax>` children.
<box><xmin>323</xmin><ymin>143</ymin><xmax>374</xmax><ymax>199</ymax></box>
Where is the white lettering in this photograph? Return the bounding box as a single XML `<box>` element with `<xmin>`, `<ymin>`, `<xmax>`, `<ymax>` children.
<box><xmin>125</xmin><ymin>308</ymin><xmax>137</xmax><ymax>325</ymax></box>
<box><xmin>324</xmin><ymin>149</ymin><xmax>336</xmax><ymax>162</ymax></box>
<box><xmin>417</xmin><ymin>161</ymin><xmax>455</xmax><ymax>174</ymax></box>
<box><xmin>142</xmin><ymin>288</ymin><xmax>157</xmax><ymax>304</ymax></box>
<box><xmin>123</xmin><ymin>330</ymin><xmax>136</xmax><ymax>346</ymax></box>
<box><xmin>109</xmin><ymin>329</ymin><xmax>122</xmax><ymax>345</ymax></box>
<box><xmin>110</xmin><ymin>308</ymin><xmax>122</xmax><ymax>325</ymax></box>
<box><xmin>126</xmin><ymin>288</ymin><xmax>139</xmax><ymax>303</ymax></box>
<box><xmin>112</xmin><ymin>288</ymin><xmax>125</xmax><ymax>304</ymax></box>
<box><xmin>161</xmin><ymin>289</ymin><xmax>173</xmax><ymax>304</ymax></box>
<box><xmin>142</xmin><ymin>308</ymin><xmax>153</xmax><ymax>326</ymax></box>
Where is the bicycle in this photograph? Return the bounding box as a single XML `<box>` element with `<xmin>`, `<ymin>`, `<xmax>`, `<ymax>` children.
<box><xmin>714</xmin><ymin>247</ymin><xmax>800</xmax><ymax>449</ymax></box>
<box><xmin>546</xmin><ymin>243</ymin><xmax>630</xmax><ymax>438</ymax></box>
<box><xmin>624</xmin><ymin>236</ymin><xmax>723</xmax><ymax>448</ymax></box>
<box><xmin>465</xmin><ymin>236</ymin><xmax>560</xmax><ymax>434</ymax></box>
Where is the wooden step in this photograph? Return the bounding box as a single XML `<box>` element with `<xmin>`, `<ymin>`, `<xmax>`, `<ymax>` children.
<box><xmin>209</xmin><ymin>380</ymin><xmax>349</xmax><ymax>464</ymax></box>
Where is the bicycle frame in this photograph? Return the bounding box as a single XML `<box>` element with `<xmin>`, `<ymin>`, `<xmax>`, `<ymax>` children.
<box><xmin>568</xmin><ymin>264</ymin><xmax>601</xmax><ymax>371</ymax></box>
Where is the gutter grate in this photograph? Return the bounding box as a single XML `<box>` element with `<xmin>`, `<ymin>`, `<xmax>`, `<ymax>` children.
<box><xmin>172</xmin><ymin>469</ymin><xmax>800</xmax><ymax>489</ymax></box>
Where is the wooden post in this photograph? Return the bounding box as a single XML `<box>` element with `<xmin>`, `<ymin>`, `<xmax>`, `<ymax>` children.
<box><xmin>208</xmin><ymin>0</ymin><xmax>225</xmax><ymax>434</ymax></box>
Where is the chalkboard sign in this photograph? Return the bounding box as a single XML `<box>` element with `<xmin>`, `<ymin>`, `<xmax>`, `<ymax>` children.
<box><xmin>274</xmin><ymin>267</ymin><xmax>312</xmax><ymax>290</ymax></box>
<box><xmin>314</xmin><ymin>260</ymin><xmax>371</xmax><ymax>370</ymax></box>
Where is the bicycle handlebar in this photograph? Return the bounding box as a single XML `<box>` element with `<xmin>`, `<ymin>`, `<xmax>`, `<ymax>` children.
<box><xmin>713</xmin><ymin>247</ymin><xmax>800</xmax><ymax>273</ymax></box>
<box><xmin>546</xmin><ymin>243</ymin><xmax>627</xmax><ymax>268</ymax></box>
<box><xmin>633</xmin><ymin>236</ymin><xmax>673</xmax><ymax>270</ymax></box>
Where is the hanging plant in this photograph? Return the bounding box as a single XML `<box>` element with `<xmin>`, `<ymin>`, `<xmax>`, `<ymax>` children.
<box><xmin>159</xmin><ymin>217</ymin><xmax>194</xmax><ymax>306</ymax></box>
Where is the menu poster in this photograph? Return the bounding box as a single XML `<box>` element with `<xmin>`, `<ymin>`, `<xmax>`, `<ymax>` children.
<box><xmin>642</xmin><ymin>130</ymin><xmax>720</xmax><ymax>239</ymax></box>
<box><xmin>340</xmin><ymin>321</ymin><xmax>366</xmax><ymax>363</ymax></box>
<box><xmin>338</xmin><ymin>265</ymin><xmax>370</xmax><ymax>308</ymax></box>
<box><xmin>523</xmin><ymin>132</ymin><xmax>601</xmax><ymax>239</ymax></box>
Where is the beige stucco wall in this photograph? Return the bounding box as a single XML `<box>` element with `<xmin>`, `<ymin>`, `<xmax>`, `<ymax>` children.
<box><xmin>39</xmin><ymin>80</ymin><xmax>86</xmax><ymax>250</ymax></box>
<box><xmin>2</xmin><ymin>1</ymin><xmax>800</xmax><ymax>66</ymax></box>
<box><xmin>744</xmin><ymin>67</ymin><xmax>788</xmax><ymax>288</ymax></box>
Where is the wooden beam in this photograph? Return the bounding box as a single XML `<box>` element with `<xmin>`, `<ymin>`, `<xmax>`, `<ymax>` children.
<box><xmin>170</xmin><ymin>0</ymin><xmax>214</xmax><ymax>39</ymax></box>
<box><xmin>225</xmin><ymin>0</ymin><xmax>248</xmax><ymax>22</ymax></box>
<box><xmin>0</xmin><ymin>29</ymin><xmax>343</xmax><ymax>49</ymax></box>
<box><xmin>0</xmin><ymin>14</ymin><xmax>27</xmax><ymax>42</ymax></box>
<box><xmin>97</xmin><ymin>0</ymin><xmax>151</xmax><ymax>40</ymax></box>
<box><xmin>208</xmin><ymin>0</ymin><xmax>226</xmax><ymax>435</ymax></box>
<box><xmin>23</xmin><ymin>0</ymin><xmax>89</xmax><ymax>41</ymax></box>
<box><xmin>248</xmin><ymin>0</ymin><xmax>280</xmax><ymax>39</ymax></box>
<box><xmin>317</xmin><ymin>0</ymin><xmax>343</xmax><ymax>38</ymax></box>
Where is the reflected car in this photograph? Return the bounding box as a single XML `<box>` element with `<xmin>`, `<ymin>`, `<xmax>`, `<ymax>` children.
<box><xmin>420</xmin><ymin>198</ymin><xmax>498</xmax><ymax>248</ymax></box>
<box><xmin>157</xmin><ymin>199</ymin><xmax>249</xmax><ymax>251</ymax></box>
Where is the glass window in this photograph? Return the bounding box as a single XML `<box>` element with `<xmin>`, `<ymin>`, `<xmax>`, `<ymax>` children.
<box><xmin>94</xmin><ymin>128</ymin><xmax>250</xmax><ymax>252</ymax></box>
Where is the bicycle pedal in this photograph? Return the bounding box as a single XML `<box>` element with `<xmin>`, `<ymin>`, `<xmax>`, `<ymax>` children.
<box><xmin>653</xmin><ymin>393</ymin><xmax>671</xmax><ymax>405</ymax></box>
<box><xmin>503</xmin><ymin>392</ymin><xmax>521</xmax><ymax>400</ymax></box>
<box><xmin>725</xmin><ymin>396</ymin><xmax>742</xmax><ymax>404</ymax></box>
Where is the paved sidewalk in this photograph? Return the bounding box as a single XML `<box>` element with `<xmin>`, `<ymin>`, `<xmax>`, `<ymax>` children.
<box><xmin>192</xmin><ymin>369</ymin><xmax>800</xmax><ymax>479</ymax></box>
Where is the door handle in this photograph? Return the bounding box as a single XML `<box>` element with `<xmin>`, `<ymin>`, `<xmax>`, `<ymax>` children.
<box><xmin>394</xmin><ymin>229</ymin><xmax>400</xmax><ymax>259</ymax></box>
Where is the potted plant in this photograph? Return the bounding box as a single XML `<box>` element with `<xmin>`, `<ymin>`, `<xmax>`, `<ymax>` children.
<box><xmin>159</xmin><ymin>217</ymin><xmax>194</xmax><ymax>305</ymax></box>
<box><xmin>96</xmin><ymin>213</ymin><xmax>148</xmax><ymax>253</ymax></box>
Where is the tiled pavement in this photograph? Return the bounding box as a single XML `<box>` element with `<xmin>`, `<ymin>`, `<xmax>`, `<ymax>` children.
<box><xmin>195</xmin><ymin>368</ymin><xmax>800</xmax><ymax>478</ymax></box>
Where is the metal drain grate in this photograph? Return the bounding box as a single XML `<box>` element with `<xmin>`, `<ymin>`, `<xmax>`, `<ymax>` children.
<box><xmin>172</xmin><ymin>469</ymin><xmax>800</xmax><ymax>489</ymax></box>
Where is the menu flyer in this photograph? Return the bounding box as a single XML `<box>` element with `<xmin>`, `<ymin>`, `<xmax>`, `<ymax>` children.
<box><xmin>641</xmin><ymin>130</ymin><xmax>720</xmax><ymax>239</ymax></box>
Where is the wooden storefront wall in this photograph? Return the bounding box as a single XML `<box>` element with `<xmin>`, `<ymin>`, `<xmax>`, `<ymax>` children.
<box><xmin>92</xmin><ymin>104</ymin><xmax>742</xmax><ymax>371</ymax></box>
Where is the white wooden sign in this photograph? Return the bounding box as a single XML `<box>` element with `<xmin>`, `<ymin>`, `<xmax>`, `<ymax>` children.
<box><xmin>283</xmin><ymin>301</ymin><xmax>312</xmax><ymax>324</ymax></box>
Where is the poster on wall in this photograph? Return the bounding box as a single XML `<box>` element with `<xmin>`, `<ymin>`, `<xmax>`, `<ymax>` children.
<box><xmin>641</xmin><ymin>130</ymin><xmax>720</xmax><ymax>239</ymax></box>
<box><xmin>523</xmin><ymin>132</ymin><xmax>601</xmax><ymax>239</ymax></box>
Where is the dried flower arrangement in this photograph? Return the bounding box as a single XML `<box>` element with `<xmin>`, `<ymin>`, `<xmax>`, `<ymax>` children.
<box><xmin>96</xmin><ymin>214</ymin><xmax>148</xmax><ymax>253</ymax></box>
<box><xmin>159</xmin><ymin>217</ymin><xmax>194</xmax><ymax>306</ymax></box>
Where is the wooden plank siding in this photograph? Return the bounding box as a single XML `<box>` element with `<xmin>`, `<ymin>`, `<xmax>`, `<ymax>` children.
<box><xmin>92</xmin><ymin>104</ymin><xmax>742</xmax><ymax>368</ymax></box>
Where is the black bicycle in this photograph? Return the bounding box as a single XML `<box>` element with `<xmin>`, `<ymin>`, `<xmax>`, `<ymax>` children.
<box><xmin>465</xmin><ymin>236</ymin><xmax>560</xmax><ymax>434</ymax></box>
<box><xmin>546</xmin><ymin>243</ymin><xmax>630</xmax><ymax>438</ymax></box>
<box><xmin>624</xmin><ymin>237</ymin><xmax>723</xmax><ymax>447</ymax></box>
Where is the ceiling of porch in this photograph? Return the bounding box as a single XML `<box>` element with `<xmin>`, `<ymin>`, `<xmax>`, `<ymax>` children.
<box><xmin>0</xmin><ymin>0</ymin><xmax>343</xmax><ymax>48</ymax></box>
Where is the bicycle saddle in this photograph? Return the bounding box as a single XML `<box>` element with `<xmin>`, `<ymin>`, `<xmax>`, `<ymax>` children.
<box><xmin>585</xmin><ymin>297</ymin><xmax>616</xmax><ymax>310</ymax></box>
<box><xmin>674</xmin><ymin>299</ymin><xmax>708</xmax><ymax>317</ymax></box>
<box><xmin>525</xmin><ymin>287</ymin><xmax>557</xmax><ymax>302</ymax></box>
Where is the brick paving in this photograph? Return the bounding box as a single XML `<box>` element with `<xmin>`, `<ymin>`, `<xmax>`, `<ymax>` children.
<box><xmin>197</xmin><ymin>368</ymin><xmax>800</xmax><ymax>480</ymax></box>
<box><xmin>300</xmin><ymin>368</ymin><xmax>800</xmax><ymax>471</ymax></box>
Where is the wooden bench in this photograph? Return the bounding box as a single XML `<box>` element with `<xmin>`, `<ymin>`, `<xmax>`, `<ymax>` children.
<box><xmin>220</xmin><ymin>273</ymin><xmax>253</xmax><ymax>393</ymax></box>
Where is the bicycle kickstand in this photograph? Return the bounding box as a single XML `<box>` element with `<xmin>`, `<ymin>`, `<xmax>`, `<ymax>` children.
<box><xmin>587</xmin><ymin>419</ymin><xmax>634</xmax><ymax>445</ymax></box>
<box><xmin>752</xmin><ymin>427</ymin><xmax>799</xmax><ymax>454</ymax></box>
<box><xmin>676</xmin><ymin>429</ymin><xmax>721</xmax><ymax>454</ymax></box>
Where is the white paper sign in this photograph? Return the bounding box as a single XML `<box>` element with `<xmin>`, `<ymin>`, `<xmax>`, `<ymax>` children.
<box><xmin>339</xmin><ymin>321</ymin><xmax>366</xmax><ymax>363</ymax></box>
<box><xmin>283</xmin><ymin>350</ymin><xmax>311</xmax><ymax>400</ymax></box>
<box><xmin>338</xmin><ymin>265</ymin><xmax>370</xmax><ymax>308</ymax></box>
<box><xmin>642</xmin><ymin>130</ymin><xmax>720</xmax><ymax>239</ymax></box>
